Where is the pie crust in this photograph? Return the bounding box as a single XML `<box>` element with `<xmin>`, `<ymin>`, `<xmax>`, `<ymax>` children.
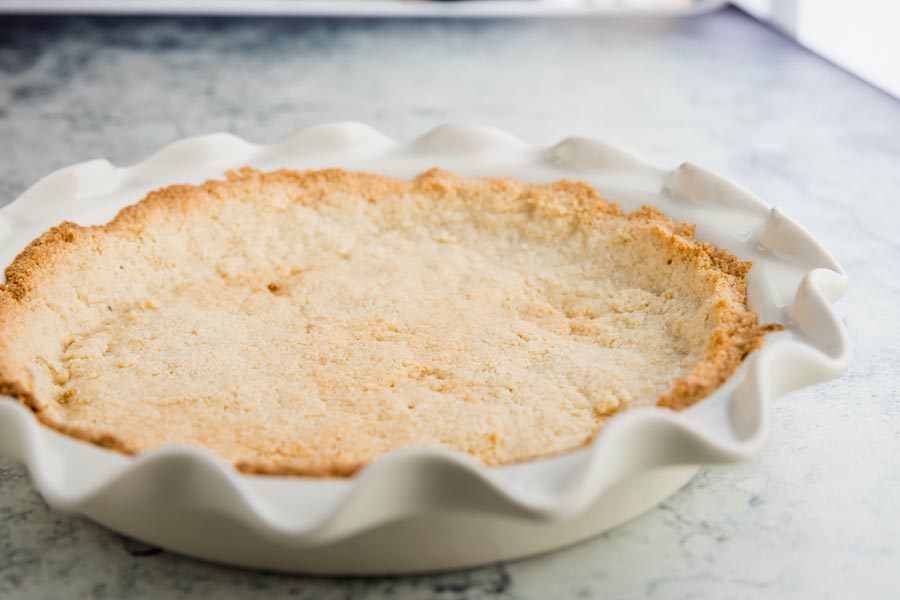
<box><xmin>0</xmin><ymin>168</ymin><xmax>779</xmax><ymax>476</ymax></box>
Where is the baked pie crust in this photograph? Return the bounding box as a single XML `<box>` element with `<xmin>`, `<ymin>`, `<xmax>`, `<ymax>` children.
<box><xmin>0</xmin><ymin>168</ymin><xmax>779</xmax><ymax>476</ymax></box>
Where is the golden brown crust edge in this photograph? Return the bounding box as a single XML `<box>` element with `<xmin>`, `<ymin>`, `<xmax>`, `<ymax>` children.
<box><xmin>0</xmin><ymin>167</ymin><xmax>782</xmax><ymax>477</ymax></box>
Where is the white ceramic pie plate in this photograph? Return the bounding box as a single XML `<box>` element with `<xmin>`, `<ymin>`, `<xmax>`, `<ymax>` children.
<box><xmin>0</xmin><ymin>123</ymin><xmax>849</xmax><ymax>574</ymax></box>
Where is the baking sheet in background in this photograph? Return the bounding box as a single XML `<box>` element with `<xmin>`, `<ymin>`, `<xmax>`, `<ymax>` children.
<box><xmin>0</xmin><ymin>0</ymin><xmax>726</xmax><ymax>17</ymax></box>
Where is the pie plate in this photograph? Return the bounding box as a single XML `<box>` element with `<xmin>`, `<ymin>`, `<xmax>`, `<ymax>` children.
<box><xmin>0</xmin><ymin>123</ymin><xmax>849</xmax><ymax>574</ymax></box>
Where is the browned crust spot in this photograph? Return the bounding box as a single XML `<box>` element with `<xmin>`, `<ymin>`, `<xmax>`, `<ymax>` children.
<box><xmin>0</xmin><ymin>167</ymin><xmax>781</xmax><ymax>476</ymax></box>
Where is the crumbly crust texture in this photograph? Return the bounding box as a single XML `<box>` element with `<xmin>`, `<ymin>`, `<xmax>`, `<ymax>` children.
<box><xmin>0</xmin><ymin>168</ymin><xmax>778</xmax><ymax>476</ymax></box>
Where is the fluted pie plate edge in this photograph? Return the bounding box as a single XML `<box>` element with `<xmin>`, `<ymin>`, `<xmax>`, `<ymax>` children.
<box><xmin>0</xmin><ymin>123</ymin><xmax>849</xmax><ymax>573</ymax></box>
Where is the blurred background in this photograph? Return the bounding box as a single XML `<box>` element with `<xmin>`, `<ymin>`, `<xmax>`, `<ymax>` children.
<box><xmin>2</xmin><ymin>1</ymin><xmax>898</xmax><ymax>97</ymax></box>
<box><xmin>0</xmin><ymin>2</ymin><xmax>898</xmax><ymax>599</ymax></box>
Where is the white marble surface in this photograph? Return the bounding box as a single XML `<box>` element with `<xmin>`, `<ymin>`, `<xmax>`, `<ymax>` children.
<box><xmin>0</xmin><ymin>7</ymin><xmax>898</xmax><ymax>599</ymax></box>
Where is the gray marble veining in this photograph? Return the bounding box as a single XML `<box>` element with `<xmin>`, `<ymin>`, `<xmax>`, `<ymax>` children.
<box><xmin>1</xmin><ymin>7</ymin><xmax>899</xmax><ymax>599</ymax></box>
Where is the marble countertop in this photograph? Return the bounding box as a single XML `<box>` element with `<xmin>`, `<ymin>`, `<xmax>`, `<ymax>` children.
<box><xmin>1</xmin><ymin>7</ymin><xmax>898</xmax><ymax>599</ymax></box>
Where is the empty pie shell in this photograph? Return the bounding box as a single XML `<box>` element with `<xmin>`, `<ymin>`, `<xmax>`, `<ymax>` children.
<box><xmin>0</xmin><ymin>125</ymin><xmax>849</xmax><ymax>572</ymax></box>
<box><xmin>0</xmin><ymin>166</ymin><xmax>778</xmax><ymax>476</ymax></box>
